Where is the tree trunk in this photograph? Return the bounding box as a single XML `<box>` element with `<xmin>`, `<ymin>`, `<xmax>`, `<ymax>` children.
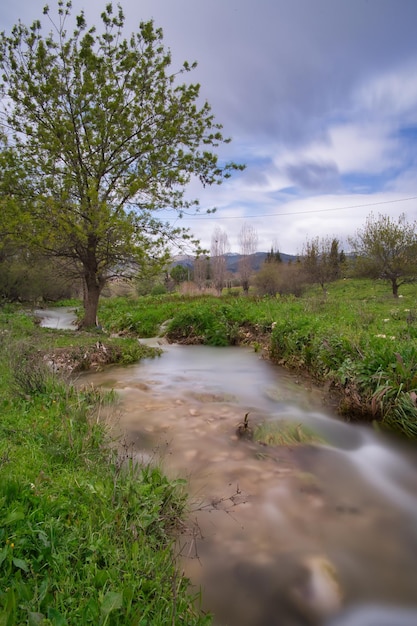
<box><xmin>392</xmin><ymin>279</ymin><xmax>399</xmax><ymax>298</ymax></box>
<box><xmin>79</xmin><ymin>273</ymin><xmax>101</xmax><ymax>328</ymax></box>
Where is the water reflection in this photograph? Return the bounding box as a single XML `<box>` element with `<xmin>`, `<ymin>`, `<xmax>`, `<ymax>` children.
<box><xmin>78</xmin><ymin>344</ymin><xmax>417</xmax><ymax>626</ymax></box>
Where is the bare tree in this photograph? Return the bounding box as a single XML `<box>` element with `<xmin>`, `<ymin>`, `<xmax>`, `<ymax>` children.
<box><xmin>211</xmin><ymin>226</ymin><xmax>230</xmax><ymax>294</ymax></box>
<box><xmin>238</xmin><ymin>223</ymin><xmax>258</xmax><ymax>294</ymax></box>
<box><xmin>193</xmin><ymin>255</ymin><xmax>210</xmax><ymax>290</ymax></box>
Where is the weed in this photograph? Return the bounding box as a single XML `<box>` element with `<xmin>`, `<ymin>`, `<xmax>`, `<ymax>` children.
<box><xmin>253</xmin><ymin>420</ymin><xmax>326</xmax><ymax>446</ymax></box>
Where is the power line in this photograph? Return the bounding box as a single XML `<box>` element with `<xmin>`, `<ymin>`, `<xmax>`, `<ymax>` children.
<box><xmin>180</xmin><ymin>195</ymin><xmax>417</xmax><ymax>220</ymax></box>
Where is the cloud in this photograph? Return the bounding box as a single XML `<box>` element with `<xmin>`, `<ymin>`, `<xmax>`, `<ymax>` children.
<box><xmin>354</xmin><ymin>58</ymin><xmax>417</xmax><ymax>125</ymax></box>
<box><xmin>284</xmin><ymin>160</ymin><xmax>340</xmax><ymax>192</ymax></box>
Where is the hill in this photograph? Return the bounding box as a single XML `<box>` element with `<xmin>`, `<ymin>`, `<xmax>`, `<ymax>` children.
<box><xmin>172</xmin><ymin>252</ymin><xmax>297</xmax><ymax>273</ymax></box>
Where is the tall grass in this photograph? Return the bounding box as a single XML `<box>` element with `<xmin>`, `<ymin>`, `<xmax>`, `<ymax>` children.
<box><xmin>0</xmin><ymin>312</ymin><xmax>211</xmax><ymax>625</ymax></box>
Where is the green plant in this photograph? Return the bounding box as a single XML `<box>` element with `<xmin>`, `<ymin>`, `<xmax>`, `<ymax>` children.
<box><xmin>253</xmin><ymin>420</ymin><xmax>325</xmax><ymax>446</ymax></box>
<box><xmin>0</xmin><ymin>307</ymin><xmax>211</xmax><ymax>625</ymax></box>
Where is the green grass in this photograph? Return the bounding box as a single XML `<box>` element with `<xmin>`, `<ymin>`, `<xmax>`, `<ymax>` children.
<box><xmin>98</xmin><ymin>293</ymin><xmax>269</xmax><ymax>342</ymax></box>
<box><xmin>0</xmin><ymin>309</ymin><xmax>211</xmax><ymax>626</ymax></box>
<box><xmin>96</xmin><ymin>279</ymin><xmax>417</xmax><ymax>438</ymax></box>
<box><xmin>253</xmin><ymin>420</ymin><xmax>326</xmax><ymax>446</ymax></box>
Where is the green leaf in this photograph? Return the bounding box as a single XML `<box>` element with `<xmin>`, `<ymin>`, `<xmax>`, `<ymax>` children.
<box><xmin>12</xmin><ymin>557</ymin><xmax>29</xmax><ymax>572</ymax></box>
<box><xmin>3</xmin><ymin>509</ymin><xmax>25</xmax><ymax>525</ymax></box>
<box><xmin>28</xmin><ymin>613</ymin><xmax>45</xmax><ymax>626</ymax></box>
<box><xmin>100</xmin><ymin>591</ymin><xmax>123</xmax><ymax>616</ymax></box>
<box><xmin>2</xmin><ymin>587</ymin><xmax>17</xmax><ymax>625</ymax></box>
<box><xmin>0</xmin><ymin>547</ymin><xmax>7</xmax><ymax>567</ymax></box>
<box><xmin>47</xmin><ymin>607</ymin><xmax>68</xmax><ymax>625</ymax></box>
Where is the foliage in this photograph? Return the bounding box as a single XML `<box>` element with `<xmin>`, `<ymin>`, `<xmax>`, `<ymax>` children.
<box><xmin>348</xmin><ymin>213</ymin><xmax>417</xmax><ymax>297</ymax></box>
<box><xmin>170</xmin><ymin>264</ymin><xmax>192</xmax><ymax>285</ymax></box>
<box><xmin>0</xmin><ymin>1</ymin><xmax>242</xmax><ymax>327</ymax></box>
<box><xmin>253</xmin><ymin>259</ymin><xmax>282</xmax><ymax>296</ymax></box>
<box><xmin>0</xmin><ymin>253</ymin><xmax>76</xmax><ymax>303</ymax></box>
<box><xmin>0</xmin><ymin>309</ymin><xmax>211</xmax><ymax>625</ymax></box>
<box><xmin>302</xmin><ymin>236</ymin><xmax>343</xmax><ymax>291</ymax></box>
<box><xmin>98</xmin><ymin>295</ymin><xmax>180</xmax><ymax>336</ymax></box>
<box><xmin>254</xmin><ymin>261</ymin><xmax>305</xmax><ymax>297</ymax></box>
<box><xmin>166</xmin><ymin>302</ymin><xmax>241</xmax><ymax>346</ymax></box>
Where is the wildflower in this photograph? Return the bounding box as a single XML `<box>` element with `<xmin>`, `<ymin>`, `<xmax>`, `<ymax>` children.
<box><xmin>404</xmin><ymin>309</ymin><xmax>410</xmax><ymax>312</ymax></box>
<box><xmin>390</xmin><ymin>336</ymin><xmax>396</xmax><ymax>340</ymax></box>
<box><xmin>375</xmin><ymin>334</ymin><xmax>386</xmax><ymax>338</ymax></box>
<box><xmin>271</xmin><ymin>322</ymin><xmax>277</xmax><ymax>329</ymax></box>
<box><xmin>383</xmin><ymin>319</ymin><xmax>390</xmax><ymax>322</ymax></box>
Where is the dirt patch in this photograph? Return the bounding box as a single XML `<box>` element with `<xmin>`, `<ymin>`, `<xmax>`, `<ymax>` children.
<box><xmin>43</xmin><ymin>342</ymin><xmax>123</xmax><ymax>374</ymax></box>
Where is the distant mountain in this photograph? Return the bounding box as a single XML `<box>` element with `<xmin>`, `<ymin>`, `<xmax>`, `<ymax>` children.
<box><xmin>171</xmin><ymin>252</ymin><xmax>297</xmax><ymax>273</ymax></box>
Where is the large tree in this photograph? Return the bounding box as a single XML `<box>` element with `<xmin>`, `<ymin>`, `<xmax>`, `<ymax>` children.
<box><xmin>0</xmin><ymin>1</ymin><xmax>241</xmax><ymax>325</ymax></box>
<box><xmin>349</xmin><ymin>213</ymin><xmax>417</xmax><ymax>297</ymax></box>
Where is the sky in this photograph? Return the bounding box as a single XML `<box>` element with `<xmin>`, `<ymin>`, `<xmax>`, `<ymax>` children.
<box><xmin>2</xmin><ymin>0</ymin><xmax>417</xmax><ymax>255</ymax></box>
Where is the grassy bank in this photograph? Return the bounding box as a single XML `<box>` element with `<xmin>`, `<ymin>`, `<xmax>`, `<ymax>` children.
<box><xmin>0</xmin><ymin>308</ymin><xmax>210</xmax><ymax>625</ymax></box>
<box><xmin>97</xmin><ymin>279</ymin><xmax>417</xmax><ymax>438</ymax></box>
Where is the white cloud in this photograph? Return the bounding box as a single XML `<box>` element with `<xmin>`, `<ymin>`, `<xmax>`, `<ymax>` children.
<box><xmin>276</xmin><ymin>121</ymin><xmax>399</xmax><ymax>181</ymax></box>
<box><xmin>355</xmin><ymin>58</ymin><xmax>417</xmax><ymax>123</ymax></box>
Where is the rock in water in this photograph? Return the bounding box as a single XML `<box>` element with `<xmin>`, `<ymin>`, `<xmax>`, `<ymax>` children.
<box><xmin>290</xmin><ymin>555</ymin><xmax>343</xmax><ymax>621</ymax></box>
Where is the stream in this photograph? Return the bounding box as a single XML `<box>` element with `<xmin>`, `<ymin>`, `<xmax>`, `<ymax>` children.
<box><xmin>34</xmin><ymin>306</ymin><xmax>78</xmax><ymax>330</ymax></box>
<box><xmin>39</xmin><ymin>310</ymin><xmax>417</xmax><ymax>625</ymax></box>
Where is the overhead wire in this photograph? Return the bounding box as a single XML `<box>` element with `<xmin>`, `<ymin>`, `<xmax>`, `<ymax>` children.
<box><xmin>178</xmin><ymin>195</ymin><xmax>417</xmax><ymax>220</ymax></box>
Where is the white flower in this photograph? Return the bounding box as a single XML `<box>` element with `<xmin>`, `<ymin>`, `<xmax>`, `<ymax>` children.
<box><xmin>375</xmin><ymin>334</ymin><xmax>386</xmax><ymax>338</ymax></box>
<box><xmin>383</xmin><ymin>319</ymin><xmax>390</xmax><ymax>322</ymax></box>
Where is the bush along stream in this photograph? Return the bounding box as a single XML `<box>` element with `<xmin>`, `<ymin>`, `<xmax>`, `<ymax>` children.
<box><xmin>0</xmin><ymin>307</ymin><xmax>211</xmax><ymax>625</ymax></box>
<box><xmin>98</xmin><ymin>279</ymin><xmax>417</xmax><ymax>439</ymax></box>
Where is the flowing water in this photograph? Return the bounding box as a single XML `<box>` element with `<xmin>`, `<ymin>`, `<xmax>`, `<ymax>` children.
<box><xmin>73</xmin><ymin>341</ymin><xmax>417</xmax><ymax>626</ymax></box>
<box><xmin>34</xmin><ymin>307</ymin><xmax>77</xmax><ymax>330</ymax></box>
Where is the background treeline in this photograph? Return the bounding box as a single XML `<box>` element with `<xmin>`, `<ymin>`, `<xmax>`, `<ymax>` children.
<box><xmin>3</xmin><ymin>212</ymin><xmax>417</xmax><ymax>304</ymax></box>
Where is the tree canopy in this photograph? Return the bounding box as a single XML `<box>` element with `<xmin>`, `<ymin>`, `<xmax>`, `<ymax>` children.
<box><xmin>349</xmin><ymin>213</ymin><xmax>417</xmax><ymax>297</ymax></box>
<box><xmin>0</xmin><ymin>1</ymin><xmax>242</xmax><ymax>325</ymax></box>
